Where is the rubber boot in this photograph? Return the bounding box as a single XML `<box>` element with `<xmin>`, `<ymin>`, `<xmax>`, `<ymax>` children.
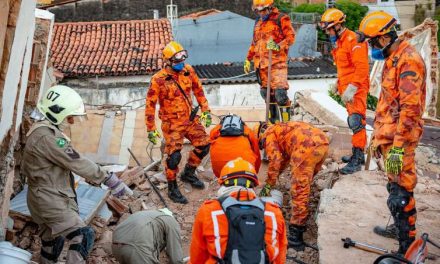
<box><xmin>373</xmin><ymin>223</ymin><xmax>398</xmax><ymax>240</ymax></box>
<box><xmin>279</xmin><ymin>105</ymin><xmax>291</xmax><ymax>122</ymax></box>
<box><xmin>398</xmin><ymin>237</ymin><xmax>415</xmax><ymax>255</ymax></box>
<box><xmin>340</xmin><ymin>147</ymin><xmax>364</xmax><ymax>174</ymax></box>
<box><xmin>288</xmin><ymin>225</ymin><xmax>306</xmax><ymax>251</ymax></box>
<box><xmin>268</xmin><ymin>103</ymin><xmax>279</xmax><ymax>124</ymax></box>
<box><xmin>181</xmin><ymin>164</ymin><xmax>205</xmax><ymax>189</ymax></box>
<box><xmin>168</xmin><ymin>180</ymin><xmax>188</xmax><ymax>204</ymax></box>
<box><xmin>342</xmin><ymin>147</ymin><xmax>366</xmax><ymax>164</ymax></box>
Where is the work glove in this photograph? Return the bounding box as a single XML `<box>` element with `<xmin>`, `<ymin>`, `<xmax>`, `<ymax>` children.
<box><xmin>148</xmin><ymin>130</ymin><xmax>161</xmax><ymax>145</ymax></box>
<box><xmin>244</xmin><ymin>59</ymin><xmax>251</xmax><ymax>74</ymax></box>
<box><xmin>159</xmin><ymin>208</ymin><xmax>173</xmax><ymax>216</ymax></box>
<box><xmin>341</xmin><ymin>84</ymin><xmax>358</xmax><ymax>103</ymax></box>
<box><xmin>200</xmin><ymin>111</ymin><xmax>212</xmax><ymax>127</ymax></box>
<box><xmin>259</xmin><ymin>183</ymin><xmax>272</xmax><ymax>197</ymax></box>
<box><xmin>385</xmin><ymin>147</ymin><xmax>404</xmax><ymax>175</ymax></box>
<box><xmin>266</xmin><ymin>39</ymin><xmax>280</xmax><ymax>52</ymax></box>
<box><xmin>104</xmin><ymin>172</ymin><xmax>130</xmax><ymax>197</ymax></box>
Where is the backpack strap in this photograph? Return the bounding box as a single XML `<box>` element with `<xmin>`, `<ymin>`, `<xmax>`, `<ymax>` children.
<box><xmin>220</xmin><ymin>196</ymin><xmax>265</xmax><ymax>212</ymax></box>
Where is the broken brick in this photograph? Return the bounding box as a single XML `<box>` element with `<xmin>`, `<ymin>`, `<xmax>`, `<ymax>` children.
<box><xmin>106</xmin><ymin>196</ymin><xmax>129</xmax><ymax>217</ymax></box>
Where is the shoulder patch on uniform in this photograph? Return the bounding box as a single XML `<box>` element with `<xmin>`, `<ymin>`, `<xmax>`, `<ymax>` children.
<box><xmin>56</xmin><ymin>137</ymin><xmax>67</xmax><ymax>148</ymax></box>
<box><xmin>65</xmin><ymin>146</ymin><xmax>80</xmax><ymax>159</ymax></box>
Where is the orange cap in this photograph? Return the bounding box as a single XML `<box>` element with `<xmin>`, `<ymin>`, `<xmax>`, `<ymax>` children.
<box><xmin>253</xmin><ymin>0</ymin><xmax>274</xmax><ymax>10</ymax></box>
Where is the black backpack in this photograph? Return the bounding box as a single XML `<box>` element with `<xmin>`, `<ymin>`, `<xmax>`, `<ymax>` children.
<box><xmin>220</xmin><ymin>115</ymin><xmax>245</xmax><ymax>137</ymax></box>
<box><xmin>217</xmin><ymin>194</ymin><xmax>268</xmax><ymax>264</ymax></box>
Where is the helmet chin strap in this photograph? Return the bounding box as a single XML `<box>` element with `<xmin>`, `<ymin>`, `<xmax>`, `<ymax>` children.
<box><xmin>376</xmin><ymin>31</ymin><xmax>398</xmax><ymax>58</ymax></box>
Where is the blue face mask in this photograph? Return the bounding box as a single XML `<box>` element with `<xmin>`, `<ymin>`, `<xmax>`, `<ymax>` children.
<box><xmin>172</xmin><ymin>62</ymin><xmax>185</xmax><ymax>72</ymax></box>
<box><xmin>371</xmin><ymin>48</ymin><xmax>385</xmax><ymax>60</ymax></box>
<box><xmin>329</xmin><ymin>35</ymin><xmax>338</xmax><ymax>44</ymax></box>
<box><xmin>262</xmin><ymin>14</ymin><xmax>270</xmax><ymax>21</ymax></box>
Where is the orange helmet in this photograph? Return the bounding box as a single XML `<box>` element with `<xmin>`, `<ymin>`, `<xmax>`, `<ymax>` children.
<box><xmin>219</xmin><ymin>157</ymin><xmax>259</xmax><ymax>187</ymax></box>
<box><xmin>162</xmin><ymin>41</ymin><xmax>188</xmax><ymax>61</ymax></box>
<box><xmin>253</xmin><ymin>0</ymin><xmax>274</xmax><ymax>11</ymax></box>
<box><xmin>357</xmin><ymin>11</ymin><xmax>397</xmax><ymax>41</ymax></box>
<box><xmin>319</xmin><ymin>8</ymin><xmax>346</xmax><ymax>30</ymax></box>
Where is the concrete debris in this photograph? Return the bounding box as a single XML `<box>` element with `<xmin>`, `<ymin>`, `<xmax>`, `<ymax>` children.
<box><xmin>119</xmin><ymin>166</ymin><xmax>145</xmax><ymax>187</ymax></box>
<box><xmin>106</xmin><ymin>196</ymin><xmax>129</xmax><ymax>216</ymax></box>
<box><xmin>151</xmin><ymin>171</ymin><xmax>167</xmax><ymax>183</ymax></box>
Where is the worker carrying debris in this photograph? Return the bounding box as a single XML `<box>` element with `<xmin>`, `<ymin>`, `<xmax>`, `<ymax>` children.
<box><xmin>189</xmin><ymin>157</ymin><xmax>287</xmax><ymax>263</ymax></box>
<box><xmin>256</xmin><ymin>121</ymin><xmax>329</xmax><ymax>251</ymax></box>
<box><xmin>112</xmin><ymin>209</ymin><xmax>185</xmax><ymax>264</ymax></box>
<box><xmin>20</xmin><ymin>85</ymin><xmax>131</xmax><ymax>264</ymax></box>
<box><xmin>209</xmin><ymin>114</ymin><xmax>261</xmax><ymax>177</ymax></box>
<box><xmin>320</xmin><ymin>8</ymin><xmax>370</xmax><ymax>175</ymax></box>
<box><xmin>244</xmin><ymin>0</ymin><xmax>296</xmax><ymax>123</ymax></box>
<box><xmin>357</xmin><ymin>11</ymin><xmax>426</xmax><ymax>255</ymax></box>
<box><xmin>145</xmin><ymin>41</ymin><xmax>212</xmax><ymax>204</ymax></box>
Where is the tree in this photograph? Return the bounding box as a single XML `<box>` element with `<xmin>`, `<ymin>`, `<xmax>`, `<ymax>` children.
<box><xmin>274</xmin><ymin>0</ymin><xmax>294</xmax><ymax>13</ymax></box>
<box><xmin>334</xmin><ymin>0</ymin><xmax>369</xmax><ymax>32</ymax></box>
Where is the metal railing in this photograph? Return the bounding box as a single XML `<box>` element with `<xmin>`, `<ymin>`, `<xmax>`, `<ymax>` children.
<box><xmin>289</xmin><ymin>12</ymin><xmax>321</xmax><ymax>24</ymax></box>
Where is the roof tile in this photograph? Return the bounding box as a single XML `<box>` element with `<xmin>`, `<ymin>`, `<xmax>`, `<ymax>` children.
<box><xmin>51</xmin><ymin>18</ymin><xmax>172</xmax><ymax>78</ymax></box>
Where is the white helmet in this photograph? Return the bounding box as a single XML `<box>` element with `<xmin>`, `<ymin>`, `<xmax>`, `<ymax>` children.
<box><xmin>37</xmin><ymin>85</ymin><xmax>86</xmax><ymax>125</ymax></box>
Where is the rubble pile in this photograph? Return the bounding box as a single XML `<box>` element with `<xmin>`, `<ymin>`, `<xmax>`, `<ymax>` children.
<box><xmin>291</xmin><ymin>104</ymin><xmax>324</xmax><ymax>125</ymax></box>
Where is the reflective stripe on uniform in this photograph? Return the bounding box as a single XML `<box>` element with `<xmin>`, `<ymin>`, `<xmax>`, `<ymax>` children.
<box><xmin>211</xmin><ymin>210</ymin><xmax>225</xmax><ymax>259</ymax></box>
<box><xmin>264</xmin><ymin>211</ymin><xmax>279</xmax><ymax>259</ymax></box>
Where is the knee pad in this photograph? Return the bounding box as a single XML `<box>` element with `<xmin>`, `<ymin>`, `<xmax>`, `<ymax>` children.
<box><xmin>274</xmin><ymin>89</ymin><xmax>290</xmax><ymax>106</ymax></box>
<box><xmin>260</xmin><ymin>88</ymin><xmax>267</xmax><ymax>100</ymax></box>
<box><xmin>166</xmin><ymin>151</ymin><xmax>182</xmax><ymax>170</ymax></box>
<box><xmin>347</xmin><ymin>113</ymin><xmax>365</xmax><ymax>134</ymax></box>
<box><xmin>41</xmin><ymin>236</ymin><xmax>65</xmax><ymax>262</ymax></box>
<box><xmin>387</xmin><ymin>183</ymin><xmax>416</xmax><ymax>240</ymax></box>
<box><xmin>194</xmin><ymin>144</ymin><xmax>210</xmax><ymax>159</ymax></box>
<box><xmin>66</xmin><ymin>226</ymin><xmax>95</xmax><ymax>260</ymax></box>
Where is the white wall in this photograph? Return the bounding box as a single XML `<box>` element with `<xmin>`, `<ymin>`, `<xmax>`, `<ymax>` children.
<box><xmin>0</xmin><ymin>0</ymin><xmax>36</xmax><ymax>142</ymax></box>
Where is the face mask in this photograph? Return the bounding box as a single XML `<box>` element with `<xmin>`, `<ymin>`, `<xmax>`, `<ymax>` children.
<box><xmin>371</xmin><ymin>47</ymin><xmax>385</xmax><ymax>60</ymax></box>
<box><xmin>262</xmin><ymin>14</ymin><xmax>270</xmax><ymax>21</ymax></box>
<box><xmin>329</xmin><ymin>35</ymin><xmax>338</xmax><ymax>44</ymax></box>
<box><xmin>172</xmin><ymin>62</ymin><xmax>185</xmax><ymax>72</ymax></box>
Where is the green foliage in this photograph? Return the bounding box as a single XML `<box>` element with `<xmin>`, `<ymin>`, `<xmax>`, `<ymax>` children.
<box><xmin>414</xmin><ymin>4</ymin><xmax>427</xmax><ymax>26</ymax></box>
<box><xmin>334</xmin><ymin>0</ymin><xmax>369</xmax><ymax>32</ymax></box>
<box><xmin>293</xmin><ymin>3</ymin><xmax>326</xmax><ymax>14</ymax></box>
<box><xmin>292</xmin><ymin>1</ymin><xmax>368</xmax><ymax>41</ymax></box>
<box><xmin>274</xmin><ymin>0</ymin><xmax>294</xmax><ymax>13</ymax></box>
<box><xmin>328</xmin><ymin>90</ymin><xmax>378</xmax><ymax>111</ymax></box>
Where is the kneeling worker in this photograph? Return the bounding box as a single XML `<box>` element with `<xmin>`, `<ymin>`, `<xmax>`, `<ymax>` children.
<box><xmin>21</xmin><ymin>85</ymin><xmax>131</xmax><ymax>264</ymax></box>
<box><xmin>210</xmin><ymin>114</ymin><xmax>261</xmax><ymax>178</ymax></box>
<box><xmin>189</xmin><ymin>157</ymin><xmax>287</xmax><ymax>264</ymax></box>
<box><xmin>112</xmin><ymin>209</ymin><xmax>185</xmax><ymax>264</ymax></box>
<box><xmin>256</xmin><ymin>121</ymin><xmax>329</xmax><ymax>250</ymax></box>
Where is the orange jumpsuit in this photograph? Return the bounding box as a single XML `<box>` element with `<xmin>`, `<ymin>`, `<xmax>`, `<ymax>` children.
<box><xmin>332</xmin><ymin>29</ymin><xmax>370</xmax><ymax>149</ymax></box>
<box><xmin>145</xmin><ymin>64</ymin><xmax>210</xmax><ymax>181</ymax></box>
<box><xmin>247</xmin><ymin>8</ymin><xmax>295</xmax><ymax>92</ymax></box>
<box><xmin>372</xmin><ymin>41</ymin><xmax>426</xmax><ymax>240</ymax></box>
<box><xmin>209</xmin><ymin>124</ymin><xmax>261</xmax><ymax>178</ymax></box>
<box><xmin>263</xmin><ymin>122</ymin><xmax>329</xmax><ymax>226</ymax></box>
<box><xmin>189</xmin><ymin>190</ymin><xmax>287</xmax><ymax>264</ymax></box>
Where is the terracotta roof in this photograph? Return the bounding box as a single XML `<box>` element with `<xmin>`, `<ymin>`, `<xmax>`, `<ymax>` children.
<box><xmin>180</xmin><ymin>9</ymin><xmax>222</xmax><ymax>20</ymax></box>
<box><xmin>194</xmin><ymin>58</ymin><xmax>337</xmax><ymax>84</ymax></box>
<box><xmin>51</xmin><ymin>19</ymin><xmax>172</xmax><ymax>78</ymax></box>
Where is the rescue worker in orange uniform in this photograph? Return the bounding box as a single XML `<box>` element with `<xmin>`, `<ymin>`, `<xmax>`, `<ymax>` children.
<box><xmin>357</xmin><ymin>11</ymin><xmax>426</xmax><ymax>254</ymax></box>
<box><xmin>320</xmin><ymin>8</ymin><xmax>370</xmax><ymax>174</ymax></box>
<box><xmin>244</xmin><ymin>0</ymin><xmax>296</xmax><ymax>123</ymax></box>
<box><xmin>209</xmin><ymin>114</ymin><xmax>261</xmax><ymax>178</ymax></box>
<box><xmin>256</xmin><ymin>121</ymin><xmax>329</xmax><ymax>250</ymax></box>
<box><xmin>189</xmin><ymin>158</ymin><xmax>287</xmax><ymax>264</ymax></box>
<box><xmin>145</xmin><ymin>41</ymin><xmax>212</xmax><ymax>204</ymax></box>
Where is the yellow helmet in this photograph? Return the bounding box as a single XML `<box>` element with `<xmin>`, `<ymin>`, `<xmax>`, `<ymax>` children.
<box><xmin>253</xmin><ymin>0</ymin><xmax>274</xmax><ymax>11</ymax></box>
<box><xmin>162</xmin><ymin>41</ymin><xmax>188</xmax><ymax>61</ymax></box>
<box><xmin>357</xmin><ymin>11</ymin><xmax>397</xmax><ymax>41</ymax></box>
<box><xmin>319</xmin><ymin>8</ymin><xmax>346</xmax><ymax>30</ymax></box>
